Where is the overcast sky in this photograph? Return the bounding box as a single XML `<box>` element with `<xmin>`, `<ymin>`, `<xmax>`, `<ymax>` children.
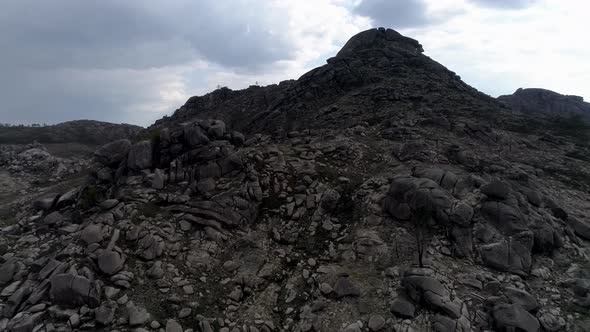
<box><xmin>1</xmin><ymin>0</ymin><xmax>588</xmax><ymax>126</ymax></box>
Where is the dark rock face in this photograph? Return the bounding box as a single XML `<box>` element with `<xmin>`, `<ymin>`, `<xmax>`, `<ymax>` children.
<box><xmin>0</xmin><ymin>260</ymin><xmax>17</xmax><ymax>286</ymax></box>
<box><xmin>127</xmin><ymin>140</ymin><xmax>153</xmax><ymax>170</ymax></box>
<box><xmin>94</xmin><ymin>139</ymin><xmax>132</xmax><ymax>167</ymax></box>
<box><xmin>499</xmin><ymin>88</ymin><xmax>590</xmax><ymax>123</ymax></box>
<box><xmin>569</xmin><ymin>217</ymin><xmax>590</xmax><ymax>240</ymax></box>
<box><xmin>480</xmin><ymin>201</ymin><xmax>527</xmax><ymax>236</ymax></box>
<box><xmin>390</xmin><ymin>298</ymin><xmax>416</xmax><ymax>318</ymax></box>
<box><xmin>403</xmin><ymin>273</ymin><xmax>458</xmax><ymax>318</ymax></box>
<box><xmin>481</xmin><ymin>180</ymin><xmax>510</xmax><ymax>200</ymax></box>
<box><xmin>491</xmin><ymin>303</ymin><xmax>540</xmax><ymax>332</ymax></box>
<box><xmin>479</xmin><ymin>231</ymin><xmax>534</xmax><ymax>276</ymax></box>
<box><xmin>504</xmin><ymin>287</ymin><xmax>539</xmax><ymax>312</ymax></box>
<box><xmin>384</xmin><ymin>176</ymin><xmax>453</xmax><ymax>222</ymax></box>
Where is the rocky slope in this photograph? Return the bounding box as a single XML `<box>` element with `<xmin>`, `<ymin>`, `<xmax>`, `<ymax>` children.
<box><xmin>0</xmin><ymin>120</ymin><xmax>143</xmax><ymax>145</ymax></box>
<box><xmin>499</xmin><ymin>88</ymin><xmax>590</xmax><ymax>123</ymax></box>
<box><xmin>1</xmin><ymin>27</ymin><xmax>590</xmax><ymax>332</ymax></box>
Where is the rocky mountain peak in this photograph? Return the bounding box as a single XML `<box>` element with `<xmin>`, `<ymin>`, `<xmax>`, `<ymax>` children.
<box><xmin>336</xmin><ymin>27</ymin><xmax>424</xmax><ymax>58</ymax></box>
<box><xmin>155</xmin><ymin>28</ymin><xmax>480</xmax><ymax>135</ymax></box>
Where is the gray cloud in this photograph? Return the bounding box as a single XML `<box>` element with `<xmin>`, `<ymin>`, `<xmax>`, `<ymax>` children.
<box><xmin>353</xmin><ymin>0</ymin><xmax>432</xmax><ymax>28</ymax></box>
<box><xmin>0</xmin><ymin>0</ymin><xmax>294</xmax><ymax>71</ymax></box>
<box><xmin>0</xmin><ymin>0</ymin><xmax>299</xmax><ymax>125</ymax></box>
<box><xmin>469</xmin><ymin>0</ymin><xmax>539</xmax><ymax>9</ymax></box>
<box><xmin>0</xmin><ymin>66</ymin><xmax>181</xmax><ymax>126</ymax></box>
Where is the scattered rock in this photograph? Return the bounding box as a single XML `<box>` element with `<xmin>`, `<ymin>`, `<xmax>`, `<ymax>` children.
<box><xmin>166</xmin><ymin>319</ymin><xmax>183</xmax><ymax>332</ymax></box>
<box><xmin>368</xmin><ymin>315</ymin><xmax>385</xmax><ymax>331</ymax></box>
<box><xmin>81</xmin><ymin>224</ymin><xmax>104</xmax><ymax>244</ymax></box>
<box><xmin>97</xmin><ymin>250</ymin><xmax>125</xmax><ymax>275</ymax></box>
<box><xmin>128</xmin><ymin>303</ymin><xmax>151</xmax><ymax>326</ymax></box>
<box><xmin>391</xmin><ymin>298</ymin><xmax>416</xmax><ymax>318</ymax></box>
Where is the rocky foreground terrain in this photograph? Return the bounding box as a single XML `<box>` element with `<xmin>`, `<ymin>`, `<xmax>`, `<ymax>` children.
<box><xmin>1</xmin><ymin>28</ymin><xmax>590</xmax><ymax>332</ymax></box>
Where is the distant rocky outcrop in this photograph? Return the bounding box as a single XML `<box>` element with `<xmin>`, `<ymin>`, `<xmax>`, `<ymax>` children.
<box><xmin>499</xmin><ymin>88</ymin><xmax>590</xmax><ymax>122</ymax></box>
<box><xmin>0</xmin><ymin>120</ymin><xmax>143</xmax><ymax>145</ymax></box>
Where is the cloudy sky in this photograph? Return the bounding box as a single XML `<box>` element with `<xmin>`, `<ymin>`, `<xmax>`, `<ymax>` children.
<box><xmin>1</xmin><ymin>0</ymin><xmax>588</xmax><ymax>127</ymax></box>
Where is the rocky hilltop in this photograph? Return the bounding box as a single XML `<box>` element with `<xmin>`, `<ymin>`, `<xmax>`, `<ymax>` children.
<box><xmin>153</xmin><ymin>28</ymin><xmax>496</xmax><ymax>135</ymax></box>
<box><xmin>0</xmin><ymin>120</ymin><xmax>143</xmax><ymax>145</ymax></box>
<box><xmin>499</xmin><ymin>88</ymin><xmax>590</xmax><ymax>123</ymax></box>
<box><xmin>1</xmin><ymin>28</ymin><xmax>590</xmax><ymax>332</ymax></box>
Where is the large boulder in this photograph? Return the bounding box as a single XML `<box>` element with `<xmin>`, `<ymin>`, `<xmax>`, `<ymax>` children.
<box><xmin>97</xmin><ymin>250</ymin><xmax>125</xmax><ymax>276</ymax></box>
<box><xmin>319</xmin><ymin>189</ymin><xmax>341</xmax><ymax>213</ymax></box>
<box><xmin>480</xmin><ymin>201</ymin><xmax>528</xmax><ymax>236</ymax></box>
<box><xmin>492</xmin><ymin>303</ymin><xmax>540</xmax><ymax>332</ymax></box>
<box><xmin>450</xmin><ymin>202</ymin><xmax>474</xmax><ymax>227</ymax></box>
<box><xmin>412</xmin><ymin>167</ymin><xmax>461</xmax><ymax>193</ymax></box>
<box><xmin>504</xmin><ymin>287</ymin><xmax>539</xmax><ymax>312</ymax></box>
<box><xmin>391</xmin><ymin>298</ymin><xmax>416</xmax><ymax>318</ymax></box>
<box><xmin>32</xmin><ymin>194</ymin><xmax>59</xmax><ymax>211</ymax></box>
<box><xmin>207</xmin><ymin>120</ymin><xmax>226</xmax><ymax>139</ymax></box>
<box><xmin>43</xmin><ymin>211</ymin><xmax>63</xmax><ymax>225</ymax></box>
<box><xmin>49</xmin><ymin>273</ymin><xmax>100</xmax><ymax>307</ymax></box>
<box><xmin>183</xmin><ymin>124</ymin><xmax>209</xmax><ymax>147</ymax></box>
<box><xmin>5</xmin><ymin>312</ymin><xmax>45</xmax><ymax>332</ymax></box>
<box><xmin>530</xmin><ymin>218</ymin><xmax>562</xmax><ymax>253</ymax></box>
<box><xmin>81</xmin><ymin>224</ymin><xmax>104</xmax><ymax>245</ymax></box>
<box><xmin>94</xmin><ymin>139</ymin><xmax>132</xmax><ymax>167</ymax></box>
<box><xmin>402</xmin><ymin>271</ymin><xmax>463</xmax><ymax>318</ymax></box>
<box><xmin>569</xmin><ymin>217</ymin><xmax>590</xmax><ymax>240</ymax></box>
<box><xmin>384</xmin><ymin>176</ymin><xmax>453</xmax><ymax>222</ymax></box>
<box><xmin>481</xmin><ymin>180</ymin><xmax>510</xmax><ymax>200</ymax></box>
<box><xmin>0</xmin><ymin>260</ymin><xmax>17</xmax><ymax>286</ymax></box>
<box><xmin>127</xmin><ymin>140</ymin><xmax>153</xmax><ymax>170</ymax></box>
<box><xmin>479</xmin><ymin>231</ymin><xmax>534</xmax><ymax>276</ymax></box>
